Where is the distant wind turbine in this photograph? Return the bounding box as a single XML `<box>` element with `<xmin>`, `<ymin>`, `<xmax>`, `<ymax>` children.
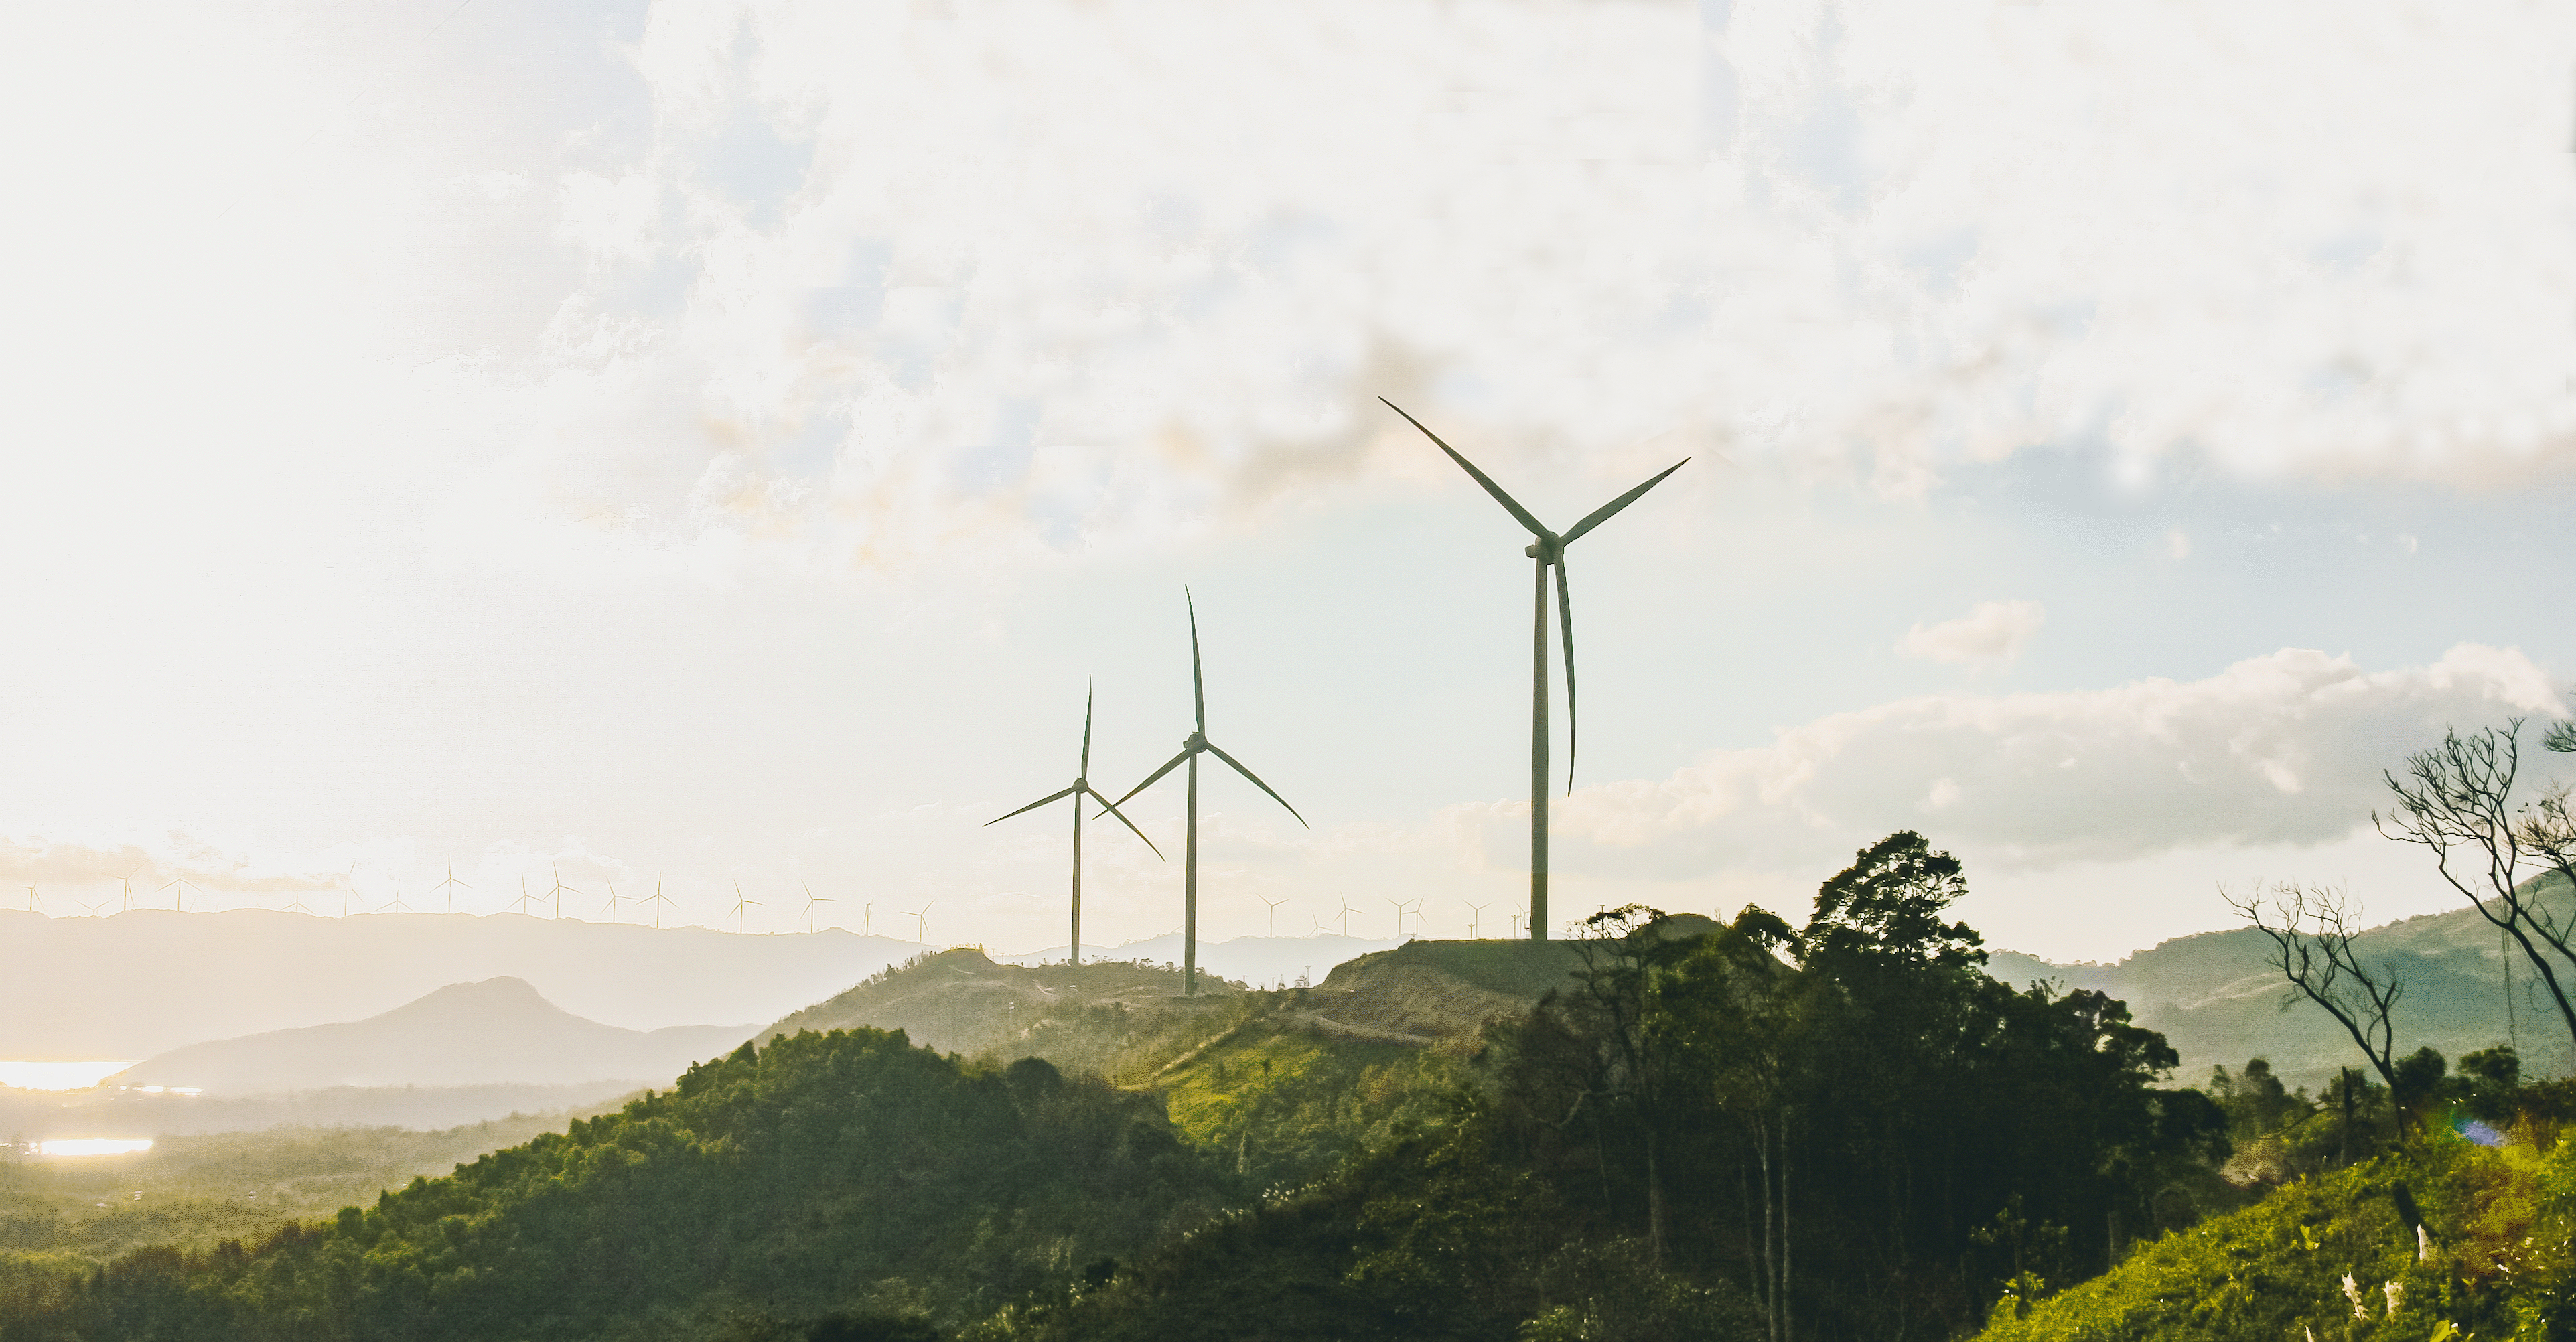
<box><xmin>1464</xmin><ymin>901</ymin><xmax>1489</xmax><ymax>939</ymax></box>
<box><xmin>1386</xmin><ymin>897</ymin><xmax>1407</xmax><ymax>940</ymax></box>
<box><xmin>22</xmin><ymin>884</ymin><xmax>36</xmax><ymax>912</ymax></box>
<box><xmin>514</xmin><ymin>876</ymin><xmax>540</xmax><ymax>917</ymax></box>
<box><xmin>380</xmin><ymin>887</ymin><xmax>410</xmax><ymax>915</ymax></box>
<box><xmin>547</xmin><ymin>866</ymin><xmax>579</xmax><ymax>920</ymax></box>
<box><xmin>78</xmin><ymin>897</ymin><xmax>106</xmax><ymax>917</ymax></box>
<box><xmin>730</xmin><ymin>883</ymin><xmax>760</xmax><ymax>935</ymax></box>
<box><xmin>117</xmin><ymin>869</ymin><xmax>139</xmax><ymax>912</ymax></box>
<box><xmin>158</xmin><ymin>875</ymin><xmax>199</xmax><ymax>911</ymax></box>
<box><xmin>1383</xmin><ymin>398</ymin><xmax>1688</xmax><ymax>941</ymax></box>
<box><xmin>283</xmin><ymin>890</ymin><xmax>315</xmax><ymax>915</ymax></box>
<box><xmin>1259</xmin><ymin>893</ymin><xmax>1288</xmax><ymax>938</ymax></box>
<box><xmin>1104</xmin><ymin>589</ymin><xmax>1307</xmax><ymax>996</ymax></box>
<box><xmin>909</xmin><ymin>899</ymin><xmax>935</xmax><ymax>946</ymax></box>
<box><xmin>603</xmin><ymin>881</ymin><xmax>624</xmax><ymax>923</ymax></box>
<box><xmin>803</xmin><ymin>883</ymin><xmax>833</xmax><ymax>934</ymax></box>
<box><xmin>433</xmin><ymin>858</ymin><xmax>471</xmax><ymax>915</ymax></box>
<box><xmin>986</xmin><ymin>678</ymin><xmax>1165</xmax><ymax>966</ymax></box>
<box><xmin>863</xmin><ymin>902</ymin><xmax>872</xmax><ymax>937</ymax></box>
<box><xmin>1336</xmin><ymin>893</ymin><xmax>1356</xmax><ymax>938</ymax></box>
<box><xmin>645</xmin><ymin>874</ymin><xmax>675</xmax><ymax>929</ymax></box>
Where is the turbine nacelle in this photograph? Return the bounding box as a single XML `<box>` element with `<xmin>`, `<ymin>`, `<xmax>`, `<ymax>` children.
<box><xmin>1184</xmin><ymin>730</ymin><xmax>1208</xmax><ymax>751</ymax></box>
<box><xmin>1524</xmin><ymin>534</ymin><xmax>1564</xmax><ymax>562</ymax></box>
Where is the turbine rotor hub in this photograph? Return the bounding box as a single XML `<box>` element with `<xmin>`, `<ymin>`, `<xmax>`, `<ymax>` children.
<box><xmin>1525</xmin><ymin>532</ymin><xmax>1563</xmax><ymax>561</ymax></box>
<box><xmin>1186</xmin><ymin>730</ymin><xmax>1206</xmax><ymax>749</ymax></box>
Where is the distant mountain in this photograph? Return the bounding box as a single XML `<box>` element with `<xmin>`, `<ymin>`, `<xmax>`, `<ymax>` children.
<box><xmin>103</xmin><ymin>978</ymin><xmax>749</xmax><ymax>1094</ymax></box>
<box><xmin>1991</xmin><ymin>873</ymin><xmax>2576</xmax><ymax>1090</ymax></box>
<box><xmin>0</xmin><ymin>909</ymin><xmax>931</xmax><ymax>1058</ymax></box>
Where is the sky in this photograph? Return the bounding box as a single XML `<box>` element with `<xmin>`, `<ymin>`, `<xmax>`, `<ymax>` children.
<box><xmin>0</xmin><ymin>0</ymin><xmax>2571</xmax><ymax>965</ymax></box>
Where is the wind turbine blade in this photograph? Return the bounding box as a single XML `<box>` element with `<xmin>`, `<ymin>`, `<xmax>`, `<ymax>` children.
<box><xmin>1561</xmin><ymin>457</ymin><xmax>1691</xmax><ymax>543</ymax></box>
<box><xmin>1084</xmin><ymin>785</ymin><xmax>1167</xmax><ymax>860</ymax></box>
<box><xmin>1186</xmin><ymin>587</ymin><xmax>1206</xmax><ymax>733</ymax></box>
<box><xmin>1380</xmin><ymin>398</ymin><xmax>1547</xmax><ymax>538</ymax></box>
<box><xmin>987</xmin><ymin>785</ymin><xmax>1080</xmax><ymax>826</ymax></box>
<box><xmin>1106</xmin><ymin>748</ymin><xmax>1192</xmax><ymax>811</ymax></box>
<box><xmin>1556</xmin><ymin>554</ymin><xmax>1577</xmax><ymax>795</ymax></box>
<box><xmin>1081</xmin><ymin>677</ymin><xmax>1094</xmax><ymax>775</ymax></box>
<box><xmin>1204</xmin><ymin>741</ymin><xmax>1309</xmax><ymax>828</ymax></box>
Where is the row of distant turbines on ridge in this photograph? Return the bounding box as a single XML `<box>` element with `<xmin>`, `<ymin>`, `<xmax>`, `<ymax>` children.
<box><xmin>12</xmin><ymin>866</ymin><xmax>1527</xmax><ymax>945</ymax></box>
<box><xmin>987</xmin><ymin>400</ymin><xmax>1687</xmax><ymax>996</ymax></box>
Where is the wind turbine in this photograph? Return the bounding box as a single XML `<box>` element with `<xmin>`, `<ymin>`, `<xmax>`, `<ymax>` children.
<box><xmin>158</xmin><ymin>875</ymin><xmax>199</xmax><ymax>911</ymax></box>
<box><xmin>433</xmin><ymin>859</ymin><xmax>471</xmax><ymax>915</ymax></box>
<box><xmin>1259</xmin><ymin>893</ymin><xmax>1288</xmax><ymax>938</ymax></box>
<box><xmin>1383</xmin><ymin>398</ymin><xmax>1688</xmax><ymax>941</ymax></box>
<box><xmin>646</xmin><ymin>874</ymin><xmax>675</xmax><ymax>929</ymax></box>
<box><xmin>1386</xmin><ymin>897</ymin><xmax>1407</xmax><ymax>940</ymax></box>
<box><xmin>602</xmin><ymin>881</ymin><xmax>624</xmax><ymax>923</ymax></box>
<box><xmin>22</xmin><ymin>884</ymin><xmax>36</xmax><ymax>912</ymax></box>
<box><xmin>985</xmin><ymin>678</ymin><xmax>1164</xmax><ymax>966</ymax></box>
<box><xmin>1465</xmin><ymin>901</ymin><xmax>1489</xmax><ymax>939</ymax></box>
<box><xmin>908</xmin><ymin>899</ymin><xmax>935</xmax><ymax>946</ymax></box>
<box><xmin>78</xmin><ymin>897</ymin><xmax>107</xmax><ymax>917</ymax></box>
<box><xmin>1336</xmin><ymin>893</ymin><xmax>1356</xmax><ymax>938</ymax></box>
<box><xmin>730</xmin><ymin>883</ymin><xmax>760</xmax><ymax>934</ymax></box>
<box><xmin>802</xmin><ymin>883</ymin><xmax>833</xmax><ymax>934</ymax></box>
<box><xmin>1105</xmin><ymin>589</ymin><xmax>1307</xmax><ymax>997</ymax></box>
<box><xmin>547</xmin><ymin>866</ymin><xmax>579</xmax><ymax>920</ymax></box>
<box><xmin>380</xmin><ymin>887</ymin><xmax>410</xmax><ymax>915</ymax></box>
<box><xmin>283</xmin><ymin>890</ymin><xmax>315</xmax><ymax>915</ymax></box>
<box><xmin>117</xmin><ymin>869</ymin><xmax>139</xmax><ymax>912</ymax></box>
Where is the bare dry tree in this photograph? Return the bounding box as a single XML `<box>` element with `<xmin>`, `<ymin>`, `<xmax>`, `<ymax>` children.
<box><xmin>2520</xmin><ymin>717</ymin><xmax>2576</xmax><ymax>907</ymax></box>
<box><xmin>2374</xmin><ymin>720</ymin><xmax>2576</xmax><ymax>1048</ymax></box>
<box><xmin>2227</xmin><ymin>881</ymin><xmax>2406</xmax><ymax>1104</ymax></box>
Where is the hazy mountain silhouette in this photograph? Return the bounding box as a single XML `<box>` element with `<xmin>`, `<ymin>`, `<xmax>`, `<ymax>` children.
<box><xmin>104</xmin><ymin>978</ymin><xmax>749</xmax><ymax>1094</ymax></box>
<box><xmin>0</xmin><ymin>909</ymin><xmax>929</xmax><ymax>1058</ymax></box>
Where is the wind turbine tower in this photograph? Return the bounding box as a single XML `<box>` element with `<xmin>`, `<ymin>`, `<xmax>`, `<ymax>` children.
<box><xmin>158</xmin><ymin>876</ymin><xmax>199</xmax><ymax>911</ymax></box>
<box><xmin>986</xmin><ymin>678</ymin><xmax>1164</xmax><ymax>966</ymax></box>
<box><xmin>603</xmin><ymin>881</ymin><xmax>624</xmax><ymax>923</ymax></box>
<box><xmin>730</xmin><ymin>883</ymin><xmax>760</xmax><ymax>935</ymax></box>
<box><xmin>1465</xmin><ymin>901</ymin><xmax>1489</xmax><ymax>939</ymax></box>
<box><xmin>547</xmin><ymin>866</ymin><xmax>579</xmax><ymax>920</ymax></box>
<box><xmin>646</xmin><ymin>874</ymin><xmax>675</xmax><ymax>929</ymax></box>
<box><xmin>433</xmin><ymin>859</ymin><xmax>471</xmax><ymax>915</ymax></box>
<box><xmin>1259</xmin><ymin>893</ymin><xmax>1288</xmax><ymax>938</ymax></box>
<box><xmin>909</xmin><ymin>899</ymin><xmax>935</xmax><ymax>946</ymax></box>
<box><xmin>1104</xmin><ymin>589</ymin><xmax>1308</xmax><ymax>997</ymax></box>
<box><xmin>803</xmin><ymin>883</ymin><xmax>833</xmax><ymax>934</ymax></box>
<box><xmin>1383</xmin><ymin>399</ymin><xmax>1687</xmax><ymax>941</ymax></box>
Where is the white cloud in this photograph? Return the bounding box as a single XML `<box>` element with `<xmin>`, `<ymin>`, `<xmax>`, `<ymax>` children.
<box><xmin>416</xmin><ymin>0</ymin><xmax>2576</xmax><ymax>573</ymax></box>
<box><xmin>1538</xmin><ymin>643</ymin><xmax>2568</xmax><ymax>872</ymax></box>
<box><xmin>1898</xmin><ymin>600</ymin><xmax>2045</xmax><ymax>669</ymax></box>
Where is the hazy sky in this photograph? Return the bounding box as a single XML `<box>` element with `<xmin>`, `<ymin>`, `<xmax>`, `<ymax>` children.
<box><xmin>1</xmin><ymin>0</ymin><xmax>2570</xmax><ymax>963</ymax></box>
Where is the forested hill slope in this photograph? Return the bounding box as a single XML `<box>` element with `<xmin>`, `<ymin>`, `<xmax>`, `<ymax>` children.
<box><xmin>0</xmin><ymin>1029</ymin><xmax>1230</xmax><ymax>1341</ymax></box>
<box><xmin>1991</xmin><ymin>872</ymin><xmax>2576</xmax><ymax>1088</ymax></box>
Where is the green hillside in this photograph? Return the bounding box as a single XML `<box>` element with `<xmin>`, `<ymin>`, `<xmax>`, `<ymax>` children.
<box><xmin>1977</xmin><ymin>1126</ymin><xmax>2576</xmax><ymax>1341</ymax></box>
<box><xmin>1995</xmin><ymin>873</ymin><xmax>2576</xmax><ymax>1089</ymax></box>
<box><xmin>0</xmin><ymin>1029</ymin><xmax>1228</xmax><ymax>1340</ymax></box>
